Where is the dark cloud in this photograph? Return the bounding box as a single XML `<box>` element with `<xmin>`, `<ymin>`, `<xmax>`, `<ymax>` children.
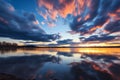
<box><xmin>57</xmin><ymin>39</ymin><xmax>73</xmax><ymax>44</ymax></box>
<box><xmin>0</xmin><ymin>0</ymin><xmax>60</xmax><ymax>42</ymax></box>
<box><xmin>81</xmin><ymin>34</ymin><xmax>116</xmax><ymax>42</ymax></box>
<box><xmin>105</xmin><ymin>20</ymin><xmax>120</xmax><ymax>33</ymax></box>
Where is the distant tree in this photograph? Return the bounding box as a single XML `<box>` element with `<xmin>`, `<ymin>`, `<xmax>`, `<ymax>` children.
<box><xmin>0</xmin><ymin>42</ymin><xmax>18</xmax><ymax>47</ymax></box>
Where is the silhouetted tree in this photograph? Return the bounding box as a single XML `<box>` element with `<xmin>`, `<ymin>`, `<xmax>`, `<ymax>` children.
<box><xmin>0</xmin><ymin>42</ymin><xmax>17</xmax><ymax>47</ymax></box>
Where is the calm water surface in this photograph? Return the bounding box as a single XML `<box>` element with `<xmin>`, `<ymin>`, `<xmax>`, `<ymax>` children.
<box><xmin>0</xmin><ymin>48</ymin><xmax>120</xmax><ymax>80</ymax></box>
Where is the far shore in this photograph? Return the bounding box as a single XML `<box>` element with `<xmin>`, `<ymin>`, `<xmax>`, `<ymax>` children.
<box><xmin>0</xmin><ymin>45</ymin><xmax>120</xmax><ymax>48</ymax></box>
<box><xmin>17</xmin><ymin>45</ymin><xmax>120</xmax><ymax>48</ymax></box>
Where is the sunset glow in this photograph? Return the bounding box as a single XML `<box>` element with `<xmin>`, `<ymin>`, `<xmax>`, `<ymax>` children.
<box><xmin>0</xmin><ymin>0</ymin><xmax>119</xmax><ymax>47</ymax></box>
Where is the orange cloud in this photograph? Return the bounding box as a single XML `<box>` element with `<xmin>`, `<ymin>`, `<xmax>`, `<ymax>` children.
<box><xmin>58</xmin><ymin>0</ymin><xmax>75</xmax><ymax>18</ymax></box>
<box><xmin>108</xmin><ymin>13</ymin><xmax>120</xmax><ymax>21</ymax></box>
<box><xmin>37</xmin><ymin>0</ymin><xmax>76</xmax><ymax>19</ymax></box>
<box><xmin>89</xmin><ymin>26</ymin><xmax>101</xmax><ymax>32</ymax></box>
<box><xmin>37</xmin><ymin>0</ymin><xmax>93</xmax><ymax>28</ymax></box>
<box><xmin>84</xmin><ymin>14</ymin><xmax>90</xmax><ymax>20</ymax></box>
<box><xmin>77</xmin><ymin>0</ymin><xmax>92</xmax><ymax>15</ymax></box>
<box><xmin>77</xmin><ymin>17</ymin><xmax>81</xmax><ymax>22</ymax></box>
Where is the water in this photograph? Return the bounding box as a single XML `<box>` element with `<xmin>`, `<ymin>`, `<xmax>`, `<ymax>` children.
<box><xmin>0</xmin><ymin>48</ymin><xmax>120</xmax><ymax>80</ymax></box>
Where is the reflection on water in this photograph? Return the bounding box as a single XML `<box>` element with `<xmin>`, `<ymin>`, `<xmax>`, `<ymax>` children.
<box><xmin>0</xmin><ymin>48</ymin><xmax>120</xmax><ymax>80</ymax></box>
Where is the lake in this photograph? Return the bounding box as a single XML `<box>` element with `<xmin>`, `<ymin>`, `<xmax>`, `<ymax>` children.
<box><xmin>0</xmin><ymin>48</ymin><xmax>120</xmax><ymax>80</ymax></box>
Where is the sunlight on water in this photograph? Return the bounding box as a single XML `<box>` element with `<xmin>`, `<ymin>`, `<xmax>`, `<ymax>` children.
<box><xmin>18</xmin><ymin>48</ymin><xmax>120</xmax><ymax>55</ymax></box>
<box><xmin>72</xmin><ymin>48</ymin><xmax>120</xmax><ymax>54</ymax></box>
<box><xmin>0</xmin><ymin>48</ymin><xmax>120</xmax><ymax>57</ymax></box>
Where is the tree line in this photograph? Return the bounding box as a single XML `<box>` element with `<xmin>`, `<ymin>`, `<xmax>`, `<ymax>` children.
<box><xmin>0</xmin><ymin>42</ymin><xmax>18</xmax><ymax>47</ymax></box>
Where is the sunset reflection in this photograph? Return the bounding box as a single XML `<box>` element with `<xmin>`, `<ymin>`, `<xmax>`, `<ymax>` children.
<box><xmin>0</xmin><ymin>48</ymin><xmax>120</xmax><ymax>57</ymax></box>
<box><xmin>0</xmin><ymin>48</ymin><xmax>120</xmax><ymax>80</ymax></box>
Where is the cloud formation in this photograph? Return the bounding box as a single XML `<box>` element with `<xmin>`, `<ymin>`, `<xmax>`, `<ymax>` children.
<box><xmin>37</xmin><ymin>0</ymin><xmax>120</xmax><ymax>42</ymax></box>
<box><xmin>0</xmin><ymin>0</ymin><xmax>60</xmax><ymax>42</ymax></box>
<box><xmin>37</xmin><ymin>0</ymin><xmax>75</xmax><ymax>19</ymax></box>
<box><xmin>57</xmin><ymin>39</ymin><xmax>73</xmax><ymax>44</ymax></box>
<box><xmin>70</xmin><ymin>0</ymin><xmax>120</xmax><ymax>42</ymax></box>
<box><xmin>70</xmin><ymin>0</ymin><xmax>120</xmax><ymax>30</ymax></box>
<box><xmin>81</xmin><ymin>34</ymin><xmax>116</xmax><ymax>42</ymax></box>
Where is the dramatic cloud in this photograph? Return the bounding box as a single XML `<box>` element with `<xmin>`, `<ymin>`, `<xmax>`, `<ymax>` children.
<box><xmin>57</xmin><ymin>39</ymin><xmax>73</xmax><ymax>44</ymax></box>
<box><xmin>81</xmin><ymin>34</ymin><xmax>117</xmax><ymax>42</ymax></box>
<box><xmin>0</xmin><ymin>0</ymin><xmax>60</xmax><ymax>42</ymax></box>
<box><xmin>37</xmin><ymin>0</ymin><xmax>75</xmax><ymax>19</ymax></box>
<box><xmin>105</xmin><ymin>21</ymin><xmax>120</xmax><ymax>33</ymax></box>
<box><xmin>69</xmin><ymin>0</ymin><xmax>120</xmax><ymax>42</ymax></box>
<box><xmin>37</xmin><ymin>0</ymin><xmax>120</xmax><ymax>42</ymax></box>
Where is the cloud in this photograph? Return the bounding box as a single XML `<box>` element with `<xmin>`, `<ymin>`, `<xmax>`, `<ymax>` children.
<box><xmin>37</xmin><ymin>0</ymin><xmax>120</xmax><ymax>42</ymax></box>
<box><xmin>0</xmin><ymin>0</ymin><xmax>60</xmax><ymax>42</ymax></box>
<box><xmin>81</xmin><ymin>34</ymin><xmax>117</xmax><ymax>42</ymax></box>
<box><xmin>105</xmin><ymin>20</ymin><xmax>120</xmax><ymax>33</ymax></box>
<box><xmin>0</xmin><ymin>55</ymin><xmax>59</xmax><ymax>79</ymax></box>
<box><xmin>57</xmin><ymin>39</ymin><xmax>73</xmax><ymax>44</ymax></box>
<box><xmin>37</xmin><ymin>0</ymin><xmax>76</xmax><ymax>27</ymax></box>
<box><xmin>37</xmin><ymin>0</ymin><xmax>75</xmax><ymax>19</ymax></box>
<box><xmin>69</xmin><ymin>0</ymin><xmax>120</xmax><ymax>42</ymax></box>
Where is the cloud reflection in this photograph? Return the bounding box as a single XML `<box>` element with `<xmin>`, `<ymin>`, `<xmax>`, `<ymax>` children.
<box><xmin>0</xmin><ymin>48</ymin><xmax>120</xmax><ymax>80</ymax></box>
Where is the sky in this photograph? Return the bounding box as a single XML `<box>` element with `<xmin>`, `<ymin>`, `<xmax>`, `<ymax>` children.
<box><xmin>0</xmin><ymin>0</ymin><xmax>120</xmax><ymax>46</ymax></box>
